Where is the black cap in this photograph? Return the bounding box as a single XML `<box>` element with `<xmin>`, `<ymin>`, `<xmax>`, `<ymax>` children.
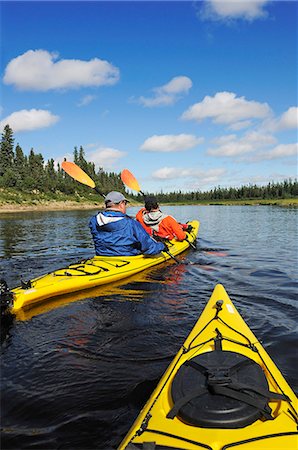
<box><xmin>144</xmin><ymin>196</ymin><xmax>159</xmax><ymax>211</ymax></box>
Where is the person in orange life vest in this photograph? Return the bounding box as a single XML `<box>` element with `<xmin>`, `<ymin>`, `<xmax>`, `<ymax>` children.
<box><xmin>136</xmin><ymin>196</ymin><xmax>188</xmax><ymax>241</ymax></box>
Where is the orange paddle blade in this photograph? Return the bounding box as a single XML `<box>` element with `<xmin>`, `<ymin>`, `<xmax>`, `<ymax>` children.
<box><xmin>62</xmin><ymin>161</ymin><xmax>96</xmax><ymax>189</ymax></box>
<box><xmin>121</xmin><ymin>169</ymin><xmax>141</xmax><ymax>192</ymax></box>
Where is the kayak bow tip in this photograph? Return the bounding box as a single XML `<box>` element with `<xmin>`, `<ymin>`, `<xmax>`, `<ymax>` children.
<box><xmin>0</xmin><ymin>279</ymin><xmax>14</xmax><ymax>316</ymax></box>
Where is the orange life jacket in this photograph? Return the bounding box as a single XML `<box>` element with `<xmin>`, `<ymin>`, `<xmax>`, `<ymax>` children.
<box><xmin>136</xmin><ymin>208</ymin><xmax>186</xmax><ymax>241</ymax></box>
<box><xmin>136</xmin><ymin>208</ymin><xmax>152</xmax><ymax>235</ymax></box>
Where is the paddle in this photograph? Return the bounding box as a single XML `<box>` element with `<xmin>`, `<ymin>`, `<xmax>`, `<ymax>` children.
<box><xmin>162</xmin><ymin>241</ymin><xmax>188</xmax><ymax>264</ymax></box>
<box><xmin>121</xmin><ymin>169</ymin><xmax>145</xmax><ymax>196</ymax></box>
<box><xmin>121</xmin><ymin>168</ymin><xmax>196</xmax><ymax>255</ymax></box>
<box><xmin>62</xmin><ymin>161</ymin><xmax>106</xmax><ymax>198</ymax></box>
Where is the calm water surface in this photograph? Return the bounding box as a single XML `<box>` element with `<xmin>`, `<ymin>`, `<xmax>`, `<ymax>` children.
<box><xmin>1</xmin><ymin>205</ymin><xmax>297</xmax><ymax>449</ymax></box>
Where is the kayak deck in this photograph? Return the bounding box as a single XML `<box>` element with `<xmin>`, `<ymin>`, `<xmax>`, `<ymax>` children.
<box><xmin>9</xmin><ymin>220</ymin><xmax>199</xmax><ymax>313</ymax></box>
<box><xmin>119</xmin><ymin>284</ymin><xmax>298</xmax><ymax>450</ymax></box>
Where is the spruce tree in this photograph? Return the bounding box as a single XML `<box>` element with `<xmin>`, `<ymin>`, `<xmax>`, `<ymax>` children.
<box><xmin>45</xmin><ymin>158</ymin><xmax>57</xmax><ymax>192</ymax></box>
<box><xmin>27</xmin><ymin>149</ymin><xmax>45</xmax><ymax>190</ymax></box>
<box><xmin>78</xmin><ymin>146</ymin><xmax>88</xmax><ymax>172</ymax></box>
<box><xmin>0</xmin><ymin>124</ymin><xmax>15</xmax><ymax>177</ymax></box>
<box><xmin>73</xmin><ymin>147</ymin><xmax>79</xmax><ymax>165</ymax></box>
<box><xmin>14</xmin><ymin>143</ymin><xmax>27</xmax><ymax>188</ymax></box>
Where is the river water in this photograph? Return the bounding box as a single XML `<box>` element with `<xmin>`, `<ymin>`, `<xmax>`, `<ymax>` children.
<box><xmin>0</xmin><ymin>205</ymin><xmax>297</xmax><ymax>449</ymax></box>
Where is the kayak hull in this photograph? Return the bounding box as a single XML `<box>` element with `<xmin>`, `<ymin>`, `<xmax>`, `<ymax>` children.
<box><xmin>119</xmin><ymin>284</ymin><xmax>298</xmax><ymax>450</ymax></box>
<box><xmin>9</xmin><ymin>220</ymin><xmax>199</xmax><ymax>313</ymax></box>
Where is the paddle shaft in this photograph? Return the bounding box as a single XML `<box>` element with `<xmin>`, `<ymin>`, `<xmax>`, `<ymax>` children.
<box><xmin>164</xmin><ymin>248</ymin><xmax>182</xmax><ymax>264</ymax></box>
<box><xmin>94</xmin><ymin>186</ymin><xmax>106</xmax><ymax>198</ymax></box>
<box><xmin>186</xmin><ymin>238</ymin><xmax>196</xmax><ymax>250</ymax></box>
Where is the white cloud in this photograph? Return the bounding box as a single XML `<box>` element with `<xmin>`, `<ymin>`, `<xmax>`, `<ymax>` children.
<box><xmin>161</xmin><ymin>76</ymin><xmax>193</xmax><ymax>94</ymax></box>
<box><xmin>138</xmin><ymin>76</ymin><xmax>192</xmax><ymax>107</ymax></box>
<box><xmin>87</xmin><ymin>147</ymin><xmax>126</xmax><ymax>170</ymax></box>
<box><xmin>208</xmin><ymin>131</ymin><xmax>297</xmax><ymax>163</ymax></box>
<box><xmin>152</xmin><ymin>166</ymin><xmax>226</xmax><ymax>184</ymax></box>
<box><xmin>208</xmin><ymin>131</ymin><xmax>277</xmax><ymax>156</ymax></box>
<box><xmin>0</xmin><ymin>109</ymin><xmax>59</xmax><ymax>132</ymax></box>
<box><xmin>252</xmin><ymin>143</ymin><xmax>298</xmax><ymax>161</ymax></box>
<box><xmin>229</xmin><ymin>120</ymin><xmax>253</xmax><ymax>131</ymax></box>
<box><xmin>262</xmin><ymin>106</ymin><xmax>298</xmax><ymax>132</ymax></box>
<box><xmin>3</xmin><ymin>49</ymin><xmax>120</xmax><ymax>91</ymax></box>
<box><xmin>152</xmin><ymin>167</ymin><xmax>183</xmax><ymax>180</ymax></box>
<box><xmin>200</xmin><ymin>0</ymin><xmax>270</xmax><ymax>21</ymax></box>
<box><xmin>279</xmin><ymin>107</ymin><xmax>298</xmax><ymax>129</ymax></box>
<box><xmin>212</xmin><ymin>134</ymin><xmax>237</xmax><ymax>146</ymax></box>
<box><xmin>182</xmin><ymin>91</ymin><xmax>271</xmax><ymax>127</ymax></box>
<box><xmin>140</xmin><ymin>134</ymin><xmax>203</xmax><ymax>152</ymax></box>
<box><xmin>77</xmin><ymin>95</ymin><xmax>97</xmax><ymax>107</ymax></box>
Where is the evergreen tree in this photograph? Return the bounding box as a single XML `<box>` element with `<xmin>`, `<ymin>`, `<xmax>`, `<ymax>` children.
<box><xmin>14</xmin><ymin>144</ymin><xmax>26</xmax><ymax>175</ymax></box>
<box><xmin>45</xmin><ymin>158</ymin><xmax>57</xmax><ymax>192</ymax></box>
<box><xmin>78</xmin><ymin>146</ymin><xmax>89</xmax><ymax>173</ymax></box>
<box><xmin>0</xmin><ymin>124</ymin><xmax>15</xmax><ymax>177</ymax></box>
<box><xmin>73</xmin><ymin>147</ymin><xmax>79</xmax><ymax>165</ymax></box>
<box><xmin>14</xmin><ymin>143</ymin><xmax>27</xmax><ymax>188</ymax></box>
<box><xmin>27</xmin><ymin>149</ymin><xmax>45</xmax><ymax>190</ymax></box>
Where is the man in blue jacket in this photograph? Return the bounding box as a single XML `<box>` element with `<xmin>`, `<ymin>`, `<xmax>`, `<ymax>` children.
<box><xmin>89</xmin><ymin>191</ymin><xmax>166</xmax><ymax>256</ymax></box>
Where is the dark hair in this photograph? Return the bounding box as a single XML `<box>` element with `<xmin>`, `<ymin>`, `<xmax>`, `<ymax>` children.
<box><xmin>144</xmin><ymin>196</ymin><xmax>159</xmax><ymax>211</ymax></box>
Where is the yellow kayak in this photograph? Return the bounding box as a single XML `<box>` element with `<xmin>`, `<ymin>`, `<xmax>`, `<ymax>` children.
<box><xmin>2</xmin><ymin>220</ymin><xmax>199</xmax><ymax>314</ymax></box>
<box><xmin>119</xmin><ymin>284</ymin><xmax>298</xmax><ymax>450</ymax></box>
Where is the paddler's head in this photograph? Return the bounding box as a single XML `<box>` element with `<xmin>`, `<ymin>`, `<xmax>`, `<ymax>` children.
<box><xmin>104</xmin><ymin>191</ymin><xmax>130</xmax><ymax>212</ymax></box>
<box><xmin>144</xmin><ymin>195</ymin><xmax>159</xmax><ymax>212</ymax></box>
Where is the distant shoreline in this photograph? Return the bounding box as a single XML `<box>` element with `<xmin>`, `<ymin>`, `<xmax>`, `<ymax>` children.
<box><xmin>0</xmin><ymin>201</ymin><xmax>103</xmax><ymax>214</ymax></box>
<box><xmin>0</xmin><ymin>198</ymin><xmax>297</xmax><ymax>213</ymax></box>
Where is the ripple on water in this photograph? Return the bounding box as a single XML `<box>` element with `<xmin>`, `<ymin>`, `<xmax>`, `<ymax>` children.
<box><xmin>1</xmin><ymin>206</ymin><xmax>297</xmax><ymax>449</ymax></box>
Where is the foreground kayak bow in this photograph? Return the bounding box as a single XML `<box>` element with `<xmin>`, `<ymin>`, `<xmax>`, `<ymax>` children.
<box><xmin>119</xmin><ymin>284</ymin><xmax>297</xmax><ymax>450</ymax></box>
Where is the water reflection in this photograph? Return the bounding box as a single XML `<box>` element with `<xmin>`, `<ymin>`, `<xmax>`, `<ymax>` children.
<box><xmin>0</xmin><ymin>205</ymin><xmax>297</xmax><ymax>449</ymax></box>
<box><xmin>0</xmin><ymin>215</ymin><xmax>29</xmax><ymax>258</ymax></box>
<box><xmin>0</xmin><ymin>210</ymin><xmax>94</xmax><ymax>259</ymax></box>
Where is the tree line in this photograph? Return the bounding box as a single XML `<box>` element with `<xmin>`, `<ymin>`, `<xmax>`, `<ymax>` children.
<box><xmin>1</xmin><ymin>124</ymin><xmax>297</xmax><ymax>202</ymax></box>
<box><xmin>138</xmin><ymin>179</ymin><xmax>298</xmax><ymax>203</ymax></box>
<box><xmin>0</xmin><ymin>124</ymin><xmax>124</xmax><ymax>196</ymax></box>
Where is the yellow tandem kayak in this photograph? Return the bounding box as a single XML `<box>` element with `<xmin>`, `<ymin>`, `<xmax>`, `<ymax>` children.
<box><xmin>119</xmin><ymin>284</ymin><xmax>298</xmax><ymax>450</ymax></box>
<box><xmin>2</xmin><ymin>220</ymin><xmax>199</xmax><ymax>314</ymax></box>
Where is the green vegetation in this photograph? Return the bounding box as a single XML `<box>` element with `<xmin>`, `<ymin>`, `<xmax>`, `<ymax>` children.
<box><xmin>160</xmin><ymin>198</ymin><xmax>298</xmax><ymax>206</ymax></box>
<box><xmin>0</xmin><ymin>187</ymin><xmax>100</xmax><ymax>206</ymax></box>
<box><xmin>0</xmin><ymin>124</ymin><xmax>125</xmax><ymax>204</ymax></box>
<box><xmin>130</xmin><ymin>180</ymin><xmax>298</xmax><ymax>205</ymax></box>
<box><xmin>0</xmin><ymin>124</ymin><xmax>297</xmax><ymax>208</ymax></box>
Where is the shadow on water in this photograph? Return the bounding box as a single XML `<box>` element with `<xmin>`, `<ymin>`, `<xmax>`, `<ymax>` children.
<box><xmin>1</xmin><ymin>313</ymin><xmax>15</xmax><ymax>345</ymax></box>
<box><xmin>1</xmin><ymin>206</ymin><xmax>297</xmax><ymax>449</ymax></box>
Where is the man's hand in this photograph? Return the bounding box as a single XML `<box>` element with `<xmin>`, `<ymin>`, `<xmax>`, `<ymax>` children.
<box><xmin>153</xmin><ymin>233</ymin><xmax>168</xmax><ymax>243</ymax></box>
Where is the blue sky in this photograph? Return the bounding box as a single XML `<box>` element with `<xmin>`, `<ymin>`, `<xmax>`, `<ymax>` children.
<box><xmin>1</xmin><ymin>0</ymin><xmax>297</xmax><ymax>193</ymax></box>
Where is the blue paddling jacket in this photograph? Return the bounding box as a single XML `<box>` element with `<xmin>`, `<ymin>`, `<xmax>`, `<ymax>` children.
<box><xmin>89</xmin><ymin>210</ymin><xmax>165</xmax><ymax>256</ymax></box>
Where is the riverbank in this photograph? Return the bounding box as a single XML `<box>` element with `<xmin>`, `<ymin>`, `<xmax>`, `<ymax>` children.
<box><xmin>0</xmin><ymin>189</ymin><xmax>104</xmax><ymax>213</ymax></box>
<box><xmin>0</xmin><ymin>188</ymin><xmax>141</xmax><ymax>213</ymax></box>
<box><xmin>1</xmin><ymin>187</ymin><xmax>297</xmax><ymax>213</ymax></box>
<box><xmin>0</xmin><ymin>197</ymin><xmax>297</xmax><ymax>213</ymax></box>
<box><xmin>0</xmin><ymin>201</ymin><xmax>103</xmax><ymax>213</ymax></box>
